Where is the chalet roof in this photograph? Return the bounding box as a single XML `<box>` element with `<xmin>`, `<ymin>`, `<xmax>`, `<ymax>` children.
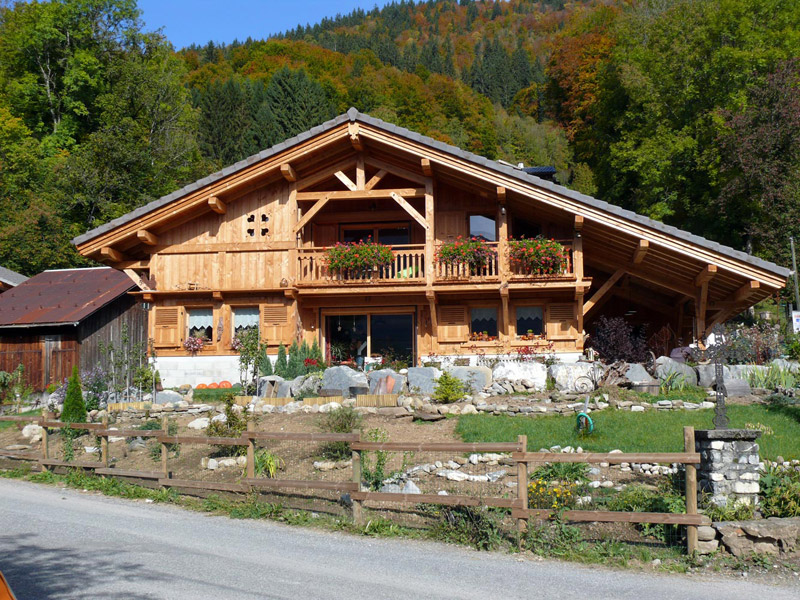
<box><xmin>0</xmin><ymin>265</ymin><xmax>27</xmax><ymax>287</ymax></box>
<box><xmin>0</xmin><ymin>267</ymin><xmax>135</xmax><ymax>328</ymax></box>
<box><xmin>72</xmin><ymin>108</ymin><xmax>789</xmax><ymax>280</ymax></box>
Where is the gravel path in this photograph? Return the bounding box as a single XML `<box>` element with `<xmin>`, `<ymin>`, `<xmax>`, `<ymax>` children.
<box><xmin>0</xmin><ymin>478</ymin><xmax>797</xmax><ymax>600</ymax></box>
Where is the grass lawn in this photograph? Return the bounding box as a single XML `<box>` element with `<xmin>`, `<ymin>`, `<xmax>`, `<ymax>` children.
<box><xmin>456</xmin><ymin>404</ymin><xmax>800</xmax><ymax>460</ymax></box>
<box><xmin>191</xmin><ymin>386</ymin><xmax>243</xmax><ymax>402</ymax></box>
<box><xmin>0</xmin><ymin>408</ymin><xmax>41</xmax><ymax>431</ymax></box>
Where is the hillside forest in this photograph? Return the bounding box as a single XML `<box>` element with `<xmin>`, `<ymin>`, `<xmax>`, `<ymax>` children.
<box><xmin>1</xmin><ymin>0</ymin><xmax>799</xmax><ymax>279</ymax></box>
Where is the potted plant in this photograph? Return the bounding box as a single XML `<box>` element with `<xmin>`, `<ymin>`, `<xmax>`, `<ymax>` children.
<box><xmin>436</xmin><ymin>236</ymin><xmax>496</xmax><ymax>275</ymax></box>
<box><xmin>325</xmin><ymin>238</ymin><xmax>393</xmax><ymax>278</ymax></box>
<box><xmin>508</xmin><ymin>236</ymin><xmax>566</xmax><ymax>275</ymax></box>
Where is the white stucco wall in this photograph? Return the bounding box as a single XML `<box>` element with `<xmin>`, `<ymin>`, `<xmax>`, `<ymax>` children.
<box><xmin>152</xmin><ymin>356</ymin><xmax>241</xmax><ymax>388</ymax></box>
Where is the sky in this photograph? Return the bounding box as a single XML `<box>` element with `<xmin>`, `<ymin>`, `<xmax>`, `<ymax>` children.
<box><xmin>137</xmin><ymin>0</ymin><xmax>395</xmax><ymax>49</ymax></box>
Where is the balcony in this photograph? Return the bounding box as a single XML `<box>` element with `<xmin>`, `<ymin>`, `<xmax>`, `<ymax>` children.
<box><xmin>294</xmin><ymin>240</ymin><xmax>576</xmax><ymax>289</ymax></box>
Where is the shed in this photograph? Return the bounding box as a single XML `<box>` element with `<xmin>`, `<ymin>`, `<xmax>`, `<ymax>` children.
<box><xmin>0</xmin><ymin>267</ymin><xmax>146</xmax><ymax>391</ymax></box>
<box><xmin>0</xmin><ymin>266</ymin><xmax>27</xmax><ymax>293</ymax></box>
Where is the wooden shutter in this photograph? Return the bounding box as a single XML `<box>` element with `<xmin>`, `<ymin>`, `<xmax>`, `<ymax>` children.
<box><xmin>546</xmin><ymin>303</ymin><xmax>577</xmax><ymax>340</ymax></box>
<box><xmin>438</xmin><ymin>305</ymin><xmax>468</xmax><ymax>342</ymax></box>
<box><xmin>154</xmin><ymin>307</ymin><xmax>183</xmax><ymax>347</ymax></box>
<box><xmin>260</xmin><ymin>303</ymin><xmax>289</xmax><ymax>344</ymax></box>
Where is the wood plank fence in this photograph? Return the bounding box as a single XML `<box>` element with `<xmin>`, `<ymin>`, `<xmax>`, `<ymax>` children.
<box><xmin>0</xmin><ymin>415</ymin><xmax>707</xmax><ymax>552</ymax></box>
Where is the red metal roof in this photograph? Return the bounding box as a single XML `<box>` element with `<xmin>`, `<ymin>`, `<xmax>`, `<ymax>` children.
<box><xmin>0</xmin><ymin>267</ymin><xmax>135</xmax><ymax>327</ymax></box>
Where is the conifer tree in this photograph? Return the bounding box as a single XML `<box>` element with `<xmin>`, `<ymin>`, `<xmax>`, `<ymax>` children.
<box><xmin>286</xmin><ymin>340</ymin><xmax>301</xmax><ymax>378</ymax></box>
<box><xmin>61</xmin><ymin>366</ymin><xmax>87</xmax><ymax>424</ymax></box>
<box><xmin>275</xmin><ymin>343</ymin><xmax>288</xmax><ymax>377</ymax></box>
<box><xmin>258</xmin><ymin>346</ymin><xmax>273</xmax><ymax>376</ymax></box>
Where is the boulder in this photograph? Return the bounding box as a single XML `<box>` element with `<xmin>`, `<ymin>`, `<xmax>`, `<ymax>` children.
<box><xmin>727</xmin><ymin>364</ymin><xmax>765</xmax><ymax>381</ymax></box>
<box><xmin>367</xmin><ymin>369</ymin><xmax>407</xmax><ymax>395</ymax></box>
<box><xmin>654</xmin><ymin>356</ymin><xmax>698</xmax><ymax>387</ymax></box>
<box><xmin>715</xmin><ymin>517</ymin><xmax>800</xmax><ymax>556</ymax></box>
<box><xmin>155</xmin><ymin>390</ymin><xmax>183</xmax><ymax>405</ymax></box>
<box><xmin>258</xmin><ymin>375</ymin><xmax>285</xmax><ymax>398</ymax></box>
<box><xmin>187</xmin><ymin>417</ymin><xmax>210</xmax><ymax>430</ymax></box>
<box><xmin>449</xmin><ymin>366</ymin><xmax>492</xmax><ymax>393</ymax></box>
<box><xmin>695</xmin><ymin>364</ymin><xmax>731</xmax><ymax>388</ymax></box>
<box><xmin>21</xmin><ymin>424</ymin><xmax>43</xmax><ymax>442</ymax></box>
<box><xmin>771</xmin><ymin>358</ymin><xmax>800</xmax><ymax>373</ymax></box>
<box><xmin>548</xmin><ymin>362</ymin><xmax>603</xmax><ymax>393</ymax></box>
<box><xmin>402</xmin><ymin>480</ymin><xmax>421</xmax><ymax>494</ymax></box>
<box><xmin>407</xmin><ymin>366</ymin><xmax>442</xmax><ymax>395</ymax></box>
<box><xmin>624</xmin><ymin>363</ymin><xmax>655</xmax><ymax>385</ymax></box>
<box><xmin>492</xmin><ymin>362</ymin><xmax>547</xmax><ymax>390</ymax></box>
<box><xmin>321</xmin><ymin>366</ymin><xmax>368</xmax><ymax>398</ymax></box>
<box><xmin>721</xmin><ymin>378</ymin><xmax>752</xmax><ymax>398</ymax></box>
<box><xmin>276</xmin><ymin>375</ymin><xmax>307</xmax><ymax>398</ymax></box>
<box><xmin>296</xmin><ymin>373</ymin><xmax>323</xmax><ymax>397</ymax></box>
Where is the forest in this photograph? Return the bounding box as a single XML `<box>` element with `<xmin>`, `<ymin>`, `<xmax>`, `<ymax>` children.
<box><xmin>1</xmin><ymin>0</ymin><xmax>799</xmax><ymax>277</ymax></box>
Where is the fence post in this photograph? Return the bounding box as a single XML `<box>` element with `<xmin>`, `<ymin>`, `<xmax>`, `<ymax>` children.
<box><xmin>246</xmin><ymin>417</ymin><xmax>255</xmax><ymax>480</ymax></box>
<box><xmin>516</xmin><ymin>434</ymin><xmax>528</xmax><ymax>545</ymax></box>
<box><xmin>40</xmin><ymin>412</ymin><xmax>50</xmax><ymax>470</ymax></box>
<box><xmin>684</xmin><ymin>426</ymin><xmax>698</xmax><ymax>554</ymax></box>
<box><xmin>100</xmin><ymin>414</ymin><xmax>109</xmax><ymax>468</ymax></box>
<box><xmin>161</xmin><ymin>415</ymin><xmax>169</xmax><ymax>479</ymax></box>
<box><xmin>352</xmin><ymin>433</ymin><xmax>363</xmax><ymax>526</ymax></box>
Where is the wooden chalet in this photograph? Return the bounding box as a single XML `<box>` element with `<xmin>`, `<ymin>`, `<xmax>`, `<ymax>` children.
<box><xmin>0</xmin><ymin>268</ymin><xmax>146</xmax><ymax>391</ymax></box>
<box><xmin>72</xmin><ymin>109</ymin><xmax>789</xmax><ymax>386</ymax></box>
<box><xmin>0</xmin><ymin>266</ymin><xmax>26</xmax><ymax>293</ymax></box>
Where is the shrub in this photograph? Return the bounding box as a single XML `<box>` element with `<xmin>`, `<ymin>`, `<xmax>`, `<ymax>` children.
<box><xmin>61</xmin><ymin>366</ymin><xmax>87</xmax><ymax>425</ymax></box>
<box><xmin>601</xmin><ymin>481</ymin><xmax>685</xmax><ymax>544</ymax></box>
<box><xmin>785</xmin><ymin>333</ymin><xmax>800</xmax><ymax>360</ymax></box>
<box><xmin>326</xmin><ymin>239</ymin><xmax>393</xmax><ymax>272</ymax></box>
<box><xmin>427</xmin><ymin>504</ymin><xmax>505</xmax><ymax>551</ymax></box>
<box><xmin>528</xmin><ymin>478</ymin><xmax>578</xmax><ymax>509</ymax></box>
<box><xmin>274</xmin><ymin>344</ymin><xmax>288</xmax><ymax>377</ymax></box>
<box><xmin>318</xmin><ymin>406</ymin><xmax>362</xmax><ymax>460</ymax></box>
<box><xmin>589</xmin><ymin>315</ymin><xmax>648</xmax><ymax>363</ymax></box>
<box><xmin>507</xmin><ymin>236</ymin><xmax>567</xmax><ymax>274</ymax></box>
<box><xmin>206</xmin><ymin>394</ymin><xmax>248</xmax><ymax>456</ymax></box>
<box><xmin>433</xmin><ymin>371</ymin><xmax>466</xmax><ymax>404</ymax></box>
<box><xmin>82</xmin><ymin>366</ymin><xmax>108</xmax><ymax>412</ymax></box>
<box><xmin>253</xmin><ymin>449</ymin><xmax>284</xmax><ymax>478</ymax></box>
<box><xmin>760</xmin><ymin>464</ymin><xmax>800</xmax><ymax>518</ymax></box>
<box><xmin>436</xmin><ymin>236</ymin><xmax>495</xmax><ymax>273</ymax></box>
<box><xmin>531</xmin><ymin>462</ymin><xmax>589</xmax><ymax>483</ymax></box>
<box><xmin>258</xmin><ymin>346</ymin><xmax>273</xmax><ymax>376</ymax></box>
<box><xmin>720</xmin><ymin>322</ymin><xmax>782</xmax><ymax>365</ymax></box>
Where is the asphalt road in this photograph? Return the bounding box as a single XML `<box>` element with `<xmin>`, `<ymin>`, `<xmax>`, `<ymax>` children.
<box><xmin>0</xmin><ymin>479</ymin><xmax>797</xmax><ymax>600</ymax></box>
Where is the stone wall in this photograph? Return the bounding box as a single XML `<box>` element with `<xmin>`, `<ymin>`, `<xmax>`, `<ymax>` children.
<box><xmin>696</xmin><ymin>429</ymin><xmax>761</xmax><ymax>508</ymax></box>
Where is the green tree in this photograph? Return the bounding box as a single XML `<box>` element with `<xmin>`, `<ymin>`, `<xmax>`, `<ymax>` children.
<box><xmin>274</xmin><ymin>343</ymin><xmax>288</xmax><ymax>378</ymax></box>
<box><xmin>61</xmin><ymin>365</ymin><xmax>87</xmax><ymax>424</ymax></box>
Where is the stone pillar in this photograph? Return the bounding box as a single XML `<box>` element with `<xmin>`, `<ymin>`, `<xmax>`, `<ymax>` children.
<box><xmin>695</xmin><ymin>429</ymin><xmax>761</xmax><ymax>507</ymax></box>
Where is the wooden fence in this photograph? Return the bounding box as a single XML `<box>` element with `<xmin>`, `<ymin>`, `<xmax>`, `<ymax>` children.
<box><xmin>0</xmin><ymin>415</ymin><xmax>707</xmax><ymax>552</ymax></box>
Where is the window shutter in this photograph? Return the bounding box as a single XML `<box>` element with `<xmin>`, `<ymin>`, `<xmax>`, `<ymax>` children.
<box><xmin>154</xmin><ymin>307</ymin><xmax>182</xmax><ymax>347</ymax></box>
<box><xmin>260</xmin><ymin>304</ymin><xmax>289</xmax><ymax>343</ymax></box>
<box><xmin>546</xmin><ymin>303</ymin><xmax>577</xmax><ymax>340</ymax></box>
<box><xmin>438</xmin><ymin>306</ymin><xmax>468</xmax><ymax>342</ymax></box>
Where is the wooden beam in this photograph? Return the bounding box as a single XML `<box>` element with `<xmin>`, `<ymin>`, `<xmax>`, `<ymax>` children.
<box><xmin>296</xmin><ymin>188</ymin><xmax>425</xmax><ymax>201</ymax></box>
<box><xmin>100</xmin><ymin>247</ymin><xmax>125</xmax><ymax>263</ymax></box>
<box><xmin>390</xmin><ymin>192</ymin><xmax>429</xmax><ymax>230</ymax></box>
<box><xmin>586</xmin><ymin>255</ymin><xmax>696</xmax><ymax>297</ymax></box>
<box><xmin>734</xmin><ymin>280</ymin><xmax>760</xmax><ymax>303</ymax></box>
<box><xmin>123</xmin><ymin>268</ymin><xmax>151</xmax><ymax>291</ymax></box>
<box><xmin>208</xmin><ymin>196</ymin><xmax>226</xmax><ymax>214</ymax></box>
<box><xmin>334</xmin><ymin>171</ymin><xmax>358</xmax><ymax>192</ymax></box>
<box><xmin>280</xmin><ymin>163</ymin><xmax>297</xmax><ymax>182</ymax></box>
<box><xmin>421</xmin><ymin>158</ymin><xmax>433</xmax><ymax>177</ymax></box>
<box><xmin>365</xmin><ymin>156</ymin><xmax>427</xmax><ymax>186</ymax></box>
<box><xmin>356</xmin><ymin>155</ymin><xmax>365</xmax><ymax>190</ymax></box>
<box><xmin>497</xmin><ymin>186</ymin><xmax>506</xmax><ymax>202</ymax></box>
<box><xmin>632</xmin><ymin>239</ymin><xmax>649</xmax><ymax>264</ymax></box>
<box><xmin>694</xmin><ymin>264</ymin><xmax>717</xmax><ymax>287</ymax></box>
<box><xmin>583</xmin><ymin>269</ymin><xmax>625</xmax><ymax>316</ymax></box>
<box><xmin>136</xmin><ymin>229</ymin><xmax>158</xmax><ymax>246</ymax></box>
<box><xmin>365</xmin><ymin>169</ymin><xmax>387</xmax><ymax>191</ymax></box>
<box><xmin>696</xmin><ymin>281</ymin><xmax>709</xmax><ymax>341</ymax></box>
<box><xmin>295</xmin><ymin>158</ymin><xmax>357</xmax><ymax>191</ymax></box>
<box><xmin>294</xmin><ymin>195</ymin><xmax>330</xmax><ymax>233</ymax></box>
<box><xmin>348</xmin><ymin>122</ymin><xmax>363</xmax><ymax>151</ymax></box>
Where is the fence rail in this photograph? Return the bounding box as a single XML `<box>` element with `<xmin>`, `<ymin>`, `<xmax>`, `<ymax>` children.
<box><xmin>0</xmin><ymin>415</ymin><xmax>707</xmax><ymax>552</ymax></box>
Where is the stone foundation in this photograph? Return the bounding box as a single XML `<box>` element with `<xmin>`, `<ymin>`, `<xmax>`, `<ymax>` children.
<box><xmin>696</xmin><ymin>429</ymin><xmax>761</xmax><ymax>507</ymax></box>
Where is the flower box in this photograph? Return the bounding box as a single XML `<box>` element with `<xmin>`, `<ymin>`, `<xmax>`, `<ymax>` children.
<box><xmin>437</xmin><ymin>236</ymin><xmax>496</xmax><ymax>274</ymax></box>
<box><xmin>508</xmin><ymin>236</ymin><xmax>567</xmax><ymax>274</ymax></box>
<box><xmin>325</xmin><ymin>239</ymin><xmax>393</xmax><ymax>275</ymax></box>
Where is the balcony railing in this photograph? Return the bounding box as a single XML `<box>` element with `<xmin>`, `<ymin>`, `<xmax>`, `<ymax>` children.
<box><xmin>296</xmin><ymin>245</ymin><xmax>426</xmax><ymax>286</ymax></box>
<box><xmin>434</xmin><ymin>241</ymin><xmax>501</xmax><ymax>282</ymax></box>
<box><xmin>509</xmin><ymin>240</ymin><xmax>574</xmax><ymax>281</ymax></box>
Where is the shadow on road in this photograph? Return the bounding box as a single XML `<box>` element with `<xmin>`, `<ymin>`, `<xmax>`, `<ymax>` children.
<box><xmin>0</xmin><ymin>533</ymin><xmax>166</xmax><ymax>599</ymax></box>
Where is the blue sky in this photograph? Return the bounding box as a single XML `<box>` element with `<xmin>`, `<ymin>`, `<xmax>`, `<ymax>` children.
<box><xmin>137</xmin><ymin>0</ymin><xmax>394</xmax><ymax>49</ymax></box>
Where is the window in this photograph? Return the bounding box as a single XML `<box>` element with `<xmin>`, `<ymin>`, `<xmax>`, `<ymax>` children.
<box><xmin>469</xmin><ymin>215</ymin><xmax>496</xmax><ymax>242</ymax></box>
<box><xmin>233</xmin><ymin>307</ymin><xmax>259</xmax><ymax>338</ymax></box>
<box><xmin>341</xmin><ymin>224</ymin><xmax>410</xmax><ymax>244</ymax></box>
<box><xmin>513</xmin><ymin>219</ymin><xmax>541</xmax><ymax>239</ymax></box>
<box><xmin>470</xmin><ymin>307</ymin><xmax>498</xmax><ymax>337</ymax></box>
<box><xmin>187</xmin><ymin>308</ymin><xmax>213</xmax><ymax>341</ymax></box>
<box><xmin>516</xmin><ymin>306</ymin><xmax>544</xmax><ymax>337</ymax></box>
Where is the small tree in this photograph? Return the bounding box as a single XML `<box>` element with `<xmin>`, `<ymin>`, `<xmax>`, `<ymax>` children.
<box><xmin>310</xmin><ymin>338</ymin><xmax>324</xmax><ymax>365</ymax></box>
<box><xmin>258</xmin><ymin>346</ymin><xmax>273</xmax><ymax>376</ymax></box>
<box><xmin>286</xmin><ymin>340</ymin><xmax>301</xmax><ymax>378</ymax></box>
<box><xmin>275</xmin><ymin>343</ymin><xmax>288</xmax><ymax>377</ymax></box>
<box><xmin>61</xmin><ymin>366</ymin><xmax>87</xmax><ymax>424</ymax></box>
<box><xmin>233</xmin><ymin>328</ymin><xmax>261</xmax><ymax>392</ymax></box>
<box><xmin>433</xmin><ymin>371</ymin><xmax>466</xmax><ymax>404</ymax></box>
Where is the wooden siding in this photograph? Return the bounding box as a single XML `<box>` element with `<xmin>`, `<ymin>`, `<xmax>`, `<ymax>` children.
<box><xmin>0</xmin><ymin>334</ymin><xmax>78</xmax><ymax>391</ymax></box>
<box><xmin>77</xmin><ymin>295</ymin><xmax>148</xmax><ymax>372</ymax></box>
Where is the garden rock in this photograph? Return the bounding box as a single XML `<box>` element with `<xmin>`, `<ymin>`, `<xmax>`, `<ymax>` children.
<box><xmin>695</xmin><ymin>364</ymin><xmax>731</xmax><ymax>388</ymax></box>
<box><xmin>402</xmin><ymin>480</ymin><xmax>421</xmax><ymax>494</ymax></box>
<box><xmin>128</xmin><ymin>437</ymin><xmax>146</xmax><ymax>451</ymax></box>
<box><xmin>449</xmin><ymin>366</ymin><xmax>492</xmax><ymax>393</ymax></box>
<box><xmin>318</xmin><ymin>402</ymin><xmax>341</xmax><ymax>413</ymax></box>
<box><xmin>187</xmin><ymin>417</ymin><xmax>210</xmax><ymax>430</ymax></box>
<box><xmin>211</xmin><ymin>414</ymin><xmax>227</xmax><ymax>423</ymax></box>
<box><xmin>492</xmin><ymin>362</ymin><xmax>547</xmax><ymax>390</ymax></box>
<box><xmin>771</xmin><ymin>358</ymin><xmax>800</xmax><ymax>372</ymax></box>
<box><xmin>278</xmin><ymin>376</ymin><xmax>308</xmax><ymax>399</ymax></box>
<box><xmin>297</xmin><ymin>373</ymin><xmax>323</xmax><ymax>397</ymax></box>
<box><xmin>727</xmin><ymin>364</ymin><xmax>766</xmax><ymax>381</ymax></box>
<box><xmin>367</xmin><ymin>369</ymin><xmax>407</xmax><ymax>395</ymax></box>
<box><xmin>258</xmin><ymin>375</ymin><xmax>285</xmax><ymax>398</ymax></box>
<box><xmin>155</xmin><ymin>390</ymin><xmax>183</xmax><ymax>405</ymax></box>
<box><xmin>654</xmin><ymin>356</ymin><xmax>698</xmax><ymax>387</ymax></box>
<box><xmin>720</xmin><ymin>378</ymin><xmax>752</xmax><ymax>398</ymax></box>
<box><xmin>407</xmin><ymin>366</ymin><xmax>442</xmax><ymax>395</ymax></box>
<box><xmin>548</xmin><ymin>362</ymin><xmax>603</xmax><ymax>393</ymax></box>
<box><xmin>624</xmin><ymin>363</ymin><xmax>654</xmax><ymax>385</ymax></box>
<box><xmin>321</xmin><ymin>366</ymin><xmax>368</xmax><ymax>398</ymax></box>
<box><xmin>21</xmin><ymin>424</ymin><xmax>42</xmax><ymax>442</ymax></box>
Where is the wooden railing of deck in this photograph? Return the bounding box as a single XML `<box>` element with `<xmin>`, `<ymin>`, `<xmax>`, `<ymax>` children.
<box><xmin>296</xmin><ymin>245</ymin><xmax>426</xmax><ymax>286</ymax></box>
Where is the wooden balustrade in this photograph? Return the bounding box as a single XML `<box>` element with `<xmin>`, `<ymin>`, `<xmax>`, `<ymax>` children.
<box><xmin>508</xmin><ymin>239</ymin><xmax>574</xmax><ymax>281</ymax></box>
<box><xmin>434</xmin><ymin>241</ymin><xmax>500</xmax><ymax>281</ymax></box>
<box><xmin>297</xmin><ymin>245</ymin><xmax>426</xmax><ymax>285</ymax></box>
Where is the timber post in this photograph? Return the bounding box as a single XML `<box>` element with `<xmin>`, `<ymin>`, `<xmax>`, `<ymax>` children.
<box><xmin>40</xmin><ymin>411</ymin><xmax>50</xmax><ymax>469</ymax></box>
<box><xmin>161</xmin><ymin>415</ymin><xmax>169</xmax><ymax>479</ymax></box>
<box><xmin>352</xmin><ymin>433</ymin><xmax>363</xmax><ymax>526</ymax></box>
<box><xmin>516</xmin><ymin>434</ymin><xmax>528</xmax><ymax>546</ymax></box>
<box><xmin>246</xmin><ymin>417</ymin><xmax>255</xmax><ymax>480</ymax></box>
<box><xmin>684</xmin><ymin>426</ymin><xmax>698</xmax><ymax>554</ymax></box>
<box><xmin>100</xmin><ymin>413</ymin><xmax>109</xmax><ymax>468</ymax></box>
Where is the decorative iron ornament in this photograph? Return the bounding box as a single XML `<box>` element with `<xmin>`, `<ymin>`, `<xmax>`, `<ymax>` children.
<box><xmin>704</xmin><ymin>324</ymin><xmax>730</xmax><ymax>430</ymax></box>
